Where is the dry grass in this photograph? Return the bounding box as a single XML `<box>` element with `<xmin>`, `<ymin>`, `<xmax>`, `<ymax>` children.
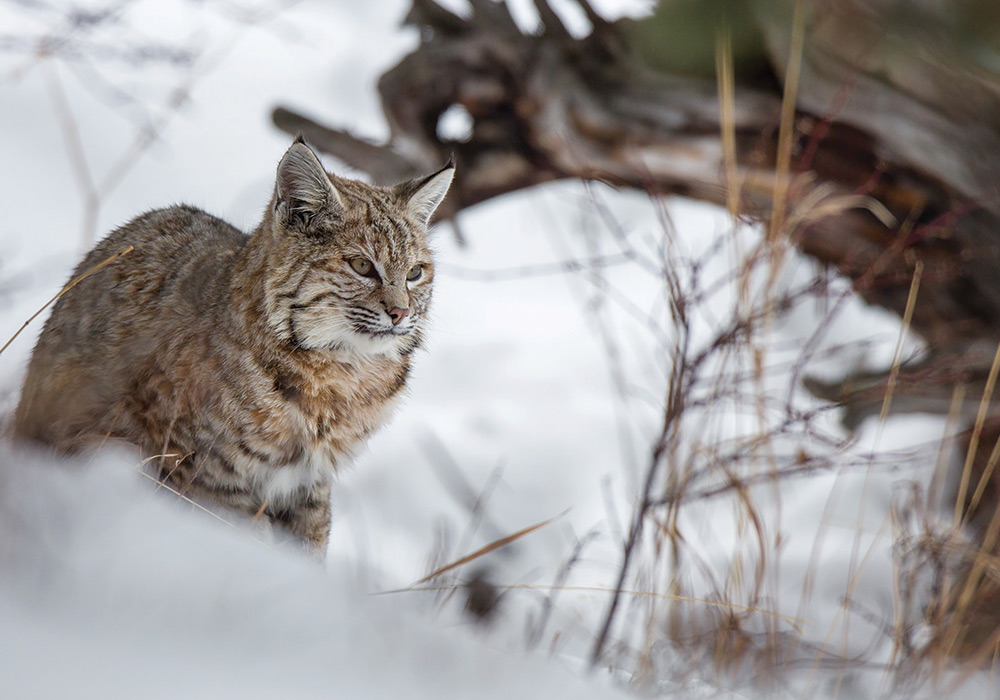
<box><xmin>0</xmin><ymin>245</ymin><xmax>134</xmax><ymax>359</ymax></box>
<box><xmin>568</xmin><ymin>13</ymin><xmax>1000</xmax><ymax>696</ymax></box>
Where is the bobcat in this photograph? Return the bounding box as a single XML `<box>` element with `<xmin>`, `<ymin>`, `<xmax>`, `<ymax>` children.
<box><xmin>13</xmin><ymin>138</ymin><xmax>454</xmax><ymax>558</ymax></box>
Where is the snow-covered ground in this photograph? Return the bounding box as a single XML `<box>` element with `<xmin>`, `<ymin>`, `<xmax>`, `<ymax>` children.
<box><xmin>1</xmin><ymin>1</ymin><xmax>995</xmax><ymax>698</ymax></box>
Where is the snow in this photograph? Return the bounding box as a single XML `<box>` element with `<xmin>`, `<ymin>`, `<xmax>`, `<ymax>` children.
<box><xmin>1</xmin><ymin>0</ymin><xmax>996</xmax><ymax>698</ymax></box>
<box><xmin>0</xmin><ymin>444</ymin><xmax>627</xmax><ymax>700</ymax></box>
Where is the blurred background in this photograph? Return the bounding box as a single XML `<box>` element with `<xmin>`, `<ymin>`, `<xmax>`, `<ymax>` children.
<box><xmin>3</xmin><ymin>1</ymin><xmax>1000</xmax><ymax>697</ymax></box>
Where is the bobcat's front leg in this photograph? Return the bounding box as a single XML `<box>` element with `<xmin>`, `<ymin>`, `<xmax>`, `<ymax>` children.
<box><xmin>265</xmin><ymin>481</ymin><xmax>332</xmax><ymax>560</ymax></box>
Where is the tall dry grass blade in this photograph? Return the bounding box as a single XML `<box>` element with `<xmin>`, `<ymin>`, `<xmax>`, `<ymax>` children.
<box><xmin>887</xmin><ymin>500</ymin><xmax>906</xmax><ymax>678</ymax></box>
<box><xmin>965</xmin><ymin>433</ymin><xmax>1000</xmax><ymax>526</ymax></box>
<box><xmin>929</xmin><ymin>384</ymin><xmax>968</xmax><ymax>510</ymax></box>
<box><xmin>767</xmin><ymin>0</ymin><xmax>806</xmax><ymax>245</ymax></box>
<box><xmin>877</xmin><ymin>261</ymin><xmax>923</xmax><ymax>424</ymax></box>
<box><xmin>0</xmin><ymin>245</ymin><xmax>134</xmax><ymax>358</ymax></box>
<box><xmin>715</xmin><ymin>22</ymin><xmax>740</xmax><ymax>220</ymax></box>
<box><xmin>413</xmin><ymin>510</ymin><xmax>567</xmax><ymax>585</ymax></box>
<box><xmin>954</xmin><ymin>340</ymin><xmax>1000</xmax><ymax>527</ymax></box>
<box><xmin>951</xmin><ymin>458</ymin><xmax>1000</xmax><ymax>627</ymax></box>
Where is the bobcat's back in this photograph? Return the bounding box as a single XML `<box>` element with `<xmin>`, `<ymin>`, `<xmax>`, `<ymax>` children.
<box><xmin>15</xmin><ymin>205</ymin><xmax>245</xmax><ymax>449</ymax></box>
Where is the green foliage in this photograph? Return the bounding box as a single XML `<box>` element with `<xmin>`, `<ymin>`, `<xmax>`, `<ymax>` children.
<box><xmin>626</xmin><ymin>0</ymin><xmax>771</xmax><ymax>81</ymax></box>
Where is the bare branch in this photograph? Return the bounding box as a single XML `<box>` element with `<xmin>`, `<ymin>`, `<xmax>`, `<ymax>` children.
<box><xmin>272</xmin><ymin>106</ymin><xmax>421</xmax><ymax>185</ymax></box>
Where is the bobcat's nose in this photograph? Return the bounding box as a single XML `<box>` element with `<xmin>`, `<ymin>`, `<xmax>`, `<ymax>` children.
<box><xmin>388</xmin><ymin>307</ymin><xmax>410</xmax><ymax>325</ymax></box>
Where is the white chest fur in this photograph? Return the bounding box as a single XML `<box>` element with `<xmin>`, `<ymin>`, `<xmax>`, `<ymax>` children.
<box><xmin>250</xmin><ymin>446</ymin><xmax>332</xmax><ymax>505</ymax></box>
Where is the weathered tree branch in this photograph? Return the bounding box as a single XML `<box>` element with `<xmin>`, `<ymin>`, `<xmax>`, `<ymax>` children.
<box><xmin>272</xmin><ymin>0</ymin><xmax>1000</xmax><ymax>414</ymax></box>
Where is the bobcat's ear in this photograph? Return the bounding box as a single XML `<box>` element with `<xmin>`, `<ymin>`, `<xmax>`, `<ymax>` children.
<box><xmin>397</xmin><ymin>159</ymin><xmax>455</xmax><ymax>227</ymax></box>
<box><xmin>275</xmin><ymin>138</ymin><xmax>344</xmax><ymax>226</ymax></box>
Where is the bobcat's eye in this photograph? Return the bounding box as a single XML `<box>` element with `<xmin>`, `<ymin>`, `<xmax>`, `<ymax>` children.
<box><xmin>349</xmin><ymin>258</ymin><xmax>377</xmax><ymax>278</ymax></box>
<box><xmin>406</xmin><ymin>265</ymin><xmax>423</xmax><ymax>282</ymax></box>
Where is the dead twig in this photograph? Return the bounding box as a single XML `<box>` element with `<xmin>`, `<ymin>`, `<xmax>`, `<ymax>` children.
<box><xmin>0</xmin><ymin>245</ymin><xmax>134</xmax><ymax>358</ymax></box>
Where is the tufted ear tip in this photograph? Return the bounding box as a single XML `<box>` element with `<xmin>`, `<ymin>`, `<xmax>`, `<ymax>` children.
<box><xmin>400</xmin><ymin>161</ymin><xmax>455</xmax><ymax>227</ymax></box>
<box><xmin>275</xmin><ymin>139</ymin><xmax>345</xmax><ymax>225</ymax></box>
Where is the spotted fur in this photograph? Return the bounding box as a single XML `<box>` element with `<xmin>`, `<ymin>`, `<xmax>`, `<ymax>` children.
<box><xmin>13</xmin><ymin>139</ymin><xmax>454</xmax><ymax>558</ymax></box>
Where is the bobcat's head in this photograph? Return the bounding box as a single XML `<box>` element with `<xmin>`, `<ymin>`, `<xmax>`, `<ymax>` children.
<box><xmin>261</xmin><ymin>138</ymin><xmax>453</xmax><ymax>357</ymax></box>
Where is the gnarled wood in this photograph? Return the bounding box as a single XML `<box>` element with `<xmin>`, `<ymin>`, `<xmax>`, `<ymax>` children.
<box><xmin>273</xmin><ymin>0</ymin><xmax>1000</xmax><ymax>359</ymax></box>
